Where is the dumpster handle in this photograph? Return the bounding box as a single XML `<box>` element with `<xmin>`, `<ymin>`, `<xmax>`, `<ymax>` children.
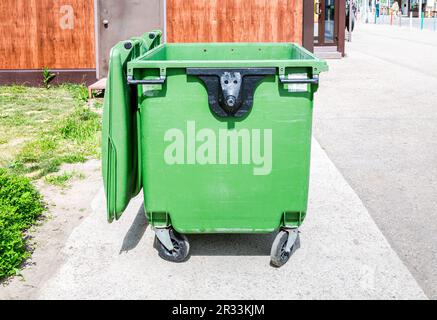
<box><xmin>279</xmin><ymin>75</ymin><xmax>319</xmax><ymax>85</ymax></box>
<box><xmin>127</xmin><ymin>75</ymin><xmax>166</xmax><ymax>85</ymax></box>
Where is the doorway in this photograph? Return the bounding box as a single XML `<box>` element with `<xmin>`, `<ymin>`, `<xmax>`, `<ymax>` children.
<box><xmin>314</xmin><ymin>0</ymin><xmax>339</xmax><ymax>46</ymax></box>
<box><xmin>95</xmin><ymin>0</ymin><xmax>164</xmax><ymax>78</ymax></box>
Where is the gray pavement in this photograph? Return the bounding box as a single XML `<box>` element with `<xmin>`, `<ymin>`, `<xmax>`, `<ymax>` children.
<box><xmin>36</xmin><ymin>140</ymin><xmax>425</xmax><ymax>300</ymax></box>
<box><xmin>314</xmin><ymin>22</ymin><xmax>437</xmax><ymax>299</ymax></box>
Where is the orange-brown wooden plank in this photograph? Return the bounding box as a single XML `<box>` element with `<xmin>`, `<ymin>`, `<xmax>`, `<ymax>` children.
<box><xmin>167</xmin><ymin>0</ymin><xmax>303</xmax><ymax>43</ymax></box>
<box><xmin>0</xmin><ymin>0</ymin><xmax>95</xmax><ymax>70</ymax></box>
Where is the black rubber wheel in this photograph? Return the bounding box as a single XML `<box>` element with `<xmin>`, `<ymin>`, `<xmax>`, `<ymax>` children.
<box><xmin>270</xmin><ymin>230</ymin><xmax>292</xmax><ymax>268</ymax></box>
<box><xmin>155</xmin><ymin>229</ymin><xmax>190</xmax><ymax>263</ymax></box>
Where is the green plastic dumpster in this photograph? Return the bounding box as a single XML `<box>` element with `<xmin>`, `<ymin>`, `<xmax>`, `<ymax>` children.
<box><xmin>102</xmin><ymin>30</ymin><xmax>328</xmax><ymax>267</ymax></box>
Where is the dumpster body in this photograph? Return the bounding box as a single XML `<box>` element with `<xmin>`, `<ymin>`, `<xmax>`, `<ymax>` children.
<box><xmin>103</xmin><ymin>31</ymin><xmax>328</xmax><ymax>266</ymax></box>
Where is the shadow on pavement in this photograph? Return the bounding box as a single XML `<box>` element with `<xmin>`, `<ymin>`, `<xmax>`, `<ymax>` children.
<box><xmin>120</xmin><ymin>202</ymin><xmax>301</xmax><ymax>258</ymax></box>
<box><xmin>187</xmin><ymin>232</ymin><xmax>295</xmax><ymax>256</ymax></box>
<box><xmin>119</xmin><ymin>205</ymin><xmax>149</xmax><ymax>253</ymax></box>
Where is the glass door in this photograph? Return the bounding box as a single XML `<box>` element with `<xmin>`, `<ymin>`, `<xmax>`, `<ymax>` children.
<box><xmin>314</xmin><ymin>0</ymin><xmax>339</xmax><ymax>46</ymax></box>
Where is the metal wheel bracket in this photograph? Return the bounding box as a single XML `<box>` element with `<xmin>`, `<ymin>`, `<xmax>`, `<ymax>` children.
<box><xmin>284</xmin><ymin>227</ymin><xmax>299</xmax><ymax>253</ymax></box>
<box><xmin>154</xmin><ymin>227</ymin><xmax>174</xmax><ymax>251</ymax></box>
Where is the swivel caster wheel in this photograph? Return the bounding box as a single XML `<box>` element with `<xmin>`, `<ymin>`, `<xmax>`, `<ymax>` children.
<box><xmin>154</xmin><ymin>228</ymin><xmax>190</xmax><ymax>263</ymax></box>
<box><xmin>270</xmin><ymin>228</ymin><xmax>298</xmax><ymax>267</ymax></box>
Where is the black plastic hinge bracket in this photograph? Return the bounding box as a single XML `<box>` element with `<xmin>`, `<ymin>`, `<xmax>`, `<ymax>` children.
<box><xmin>187</xmin><ymin>68</ymin><xmax>276</xmax><ymax>118</ymax></box>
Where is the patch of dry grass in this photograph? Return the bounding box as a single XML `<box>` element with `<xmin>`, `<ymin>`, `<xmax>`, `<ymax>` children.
<box><xmin>0</xmin><ymin>84</ymin><xmax>101</xmax><ymax>179</ymax></box>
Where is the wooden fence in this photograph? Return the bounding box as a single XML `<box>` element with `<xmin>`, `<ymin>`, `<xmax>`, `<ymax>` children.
<box><xmin>0</xmin><ymin>0</ymin><xmax>95</xmax><ymax>70</ymax></box>
<box><xmin>0</xmin><ymin>0</ymin><xmax>305</xmax><ymax>70</ymax></box>
<box><xmin>167</xmin><ymin>0</ymin><xmax>303</xmax><ymax>43</ymax></box>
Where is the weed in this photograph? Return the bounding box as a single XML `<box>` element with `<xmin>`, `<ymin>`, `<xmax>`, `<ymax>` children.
<box><xmin>42</xmin><ymin>68</ymin><xmax>55</xmax><ymax>89</ymax></box>
<box><xmin>60</xmin><ymin>83</ymin><xmax>89</xmax><ymax>104</ymax></box>
<box><xmin>58</xmin><ymin>107</ymin><xmax>100</xmax><ymax>142</ymax></box>
<box><xmin>92</xmin><ymin>100</ymin><xmax>103</xmax><ymax>109</ymax></box>
<box><xmin>44</xmin><ymin>170</ymin><xmax>86</xmax><ymax>188</ymax></box>
<box><xmin>44</xmin><ymin>172</ymin><xmax>73</xmax><ymax>187</ymax></box>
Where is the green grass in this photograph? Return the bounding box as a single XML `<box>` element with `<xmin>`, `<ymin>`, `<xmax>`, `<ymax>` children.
<box><xmin>44</xmin><ymin>170</ymin><xmax>86</xmax><ymax>188</ymax></box>
<box><xmin>0</xmin><ymin>84</ymin><xmax>101</xmax><ymax>280</ymax></box>
<box><xmin>44</xmin><ymin>172</ymin><xmax>74</xmax><ymax>187</ymax></box>
<box><xmin>0</xmin><ymin>169</ymin><xmax>45</xmax><ymax>279</ymax></box>
<box><xmin>0</xmin><ymin>84</ymin><xmax>101</xmax><ymax>179</ymax></box>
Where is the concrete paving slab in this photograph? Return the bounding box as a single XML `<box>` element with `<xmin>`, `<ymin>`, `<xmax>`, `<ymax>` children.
<box><xmin>37</xmin><ymin>140</ymin><xmax>426</xmax><ymax>300</ymax></box>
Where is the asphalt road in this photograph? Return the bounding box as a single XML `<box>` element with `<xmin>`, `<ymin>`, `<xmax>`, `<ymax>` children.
<box><xmin>314</xmin><ymin>23</ymin><xmax>437</xmax><ymax>299</ymax></box>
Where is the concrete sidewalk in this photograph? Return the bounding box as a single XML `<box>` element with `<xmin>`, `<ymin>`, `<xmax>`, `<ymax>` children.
<box><xmin>314</xmin><ymin>22</ymin><xmax>437</xmax><ymax>299</ymax></box>
<box><xmin>36</xmin><ymin>140</ymin><xmax>426</xmax><ymax>300</ymax></box>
